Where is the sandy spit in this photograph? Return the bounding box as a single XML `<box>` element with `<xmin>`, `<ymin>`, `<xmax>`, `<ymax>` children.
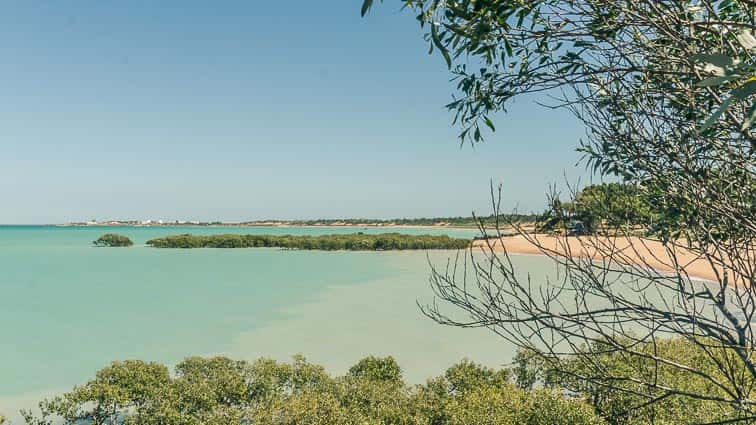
<box><xmin>471</xmin><ymin>234</ymin><xmax>743</xmax><ymax>283</ymax></box>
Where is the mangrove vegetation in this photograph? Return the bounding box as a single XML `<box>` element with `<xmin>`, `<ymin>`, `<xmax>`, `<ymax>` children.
<box><xmin>93</xmin><ymin>234</ymin><xmax>133</xmax><ymax>247</ymax></box>
<box><xmin>145</xmin><ymin>233</ymin><xmax>471</xmax><ymax>250</ymax></box>
<box><xmin>21</xmin><ymin>355</ymin><xmax>602</xmax><ymax>425</ymax></box>
<box><xmin>20</xmin><ymin>337</ymin><xmax>747</xmax><ymax>424</ymax></box>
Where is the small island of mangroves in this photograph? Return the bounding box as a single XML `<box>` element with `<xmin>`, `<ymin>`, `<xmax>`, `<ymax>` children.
<box><xmin>93</xmin><ymin>233</ymin><xmax>134</xmax><ymax>247</ymax></box>
<box><xmin>145</xmin><ymin>232</ymin><xmax>471</xmax><ymax>250</ymax></box>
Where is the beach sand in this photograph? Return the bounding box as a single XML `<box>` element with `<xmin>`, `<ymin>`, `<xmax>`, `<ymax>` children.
<box><xmin>472</xmin><ymin>234</ymin><xmax>734</xmax><ymax>283</ymax></box>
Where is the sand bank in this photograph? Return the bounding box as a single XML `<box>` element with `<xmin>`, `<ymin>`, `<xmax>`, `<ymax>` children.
<box><xmin>472</xmin><ymin>234</ymin><xmax>740</xmax><ymax>283</ymax></box>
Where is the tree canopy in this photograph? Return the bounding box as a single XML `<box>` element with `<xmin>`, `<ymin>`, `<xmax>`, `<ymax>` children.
<box><xmin>15</xmin><ymin>355</ymin><xmax>602</xmax><ymax>425</ymax></box>
<box><xmin>540</xmin><ymin>183</ymin><xmax>655</xmax><ymax>234</ymax></box>
<box><xmin>364</xmin><ymin>0</ymin><xmax>756</xmax><ymax>420</ymax></box>
<box><xmin>21</xmin><ymin>339</ymin><xmax>751</xmax><ymax>424</ymax></box>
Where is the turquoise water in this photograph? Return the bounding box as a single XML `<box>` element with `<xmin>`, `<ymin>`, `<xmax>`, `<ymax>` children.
<box><xmin>0</xmin><ymin>225</ymin><xmax>549</xmax><ymax>420</ymax></box>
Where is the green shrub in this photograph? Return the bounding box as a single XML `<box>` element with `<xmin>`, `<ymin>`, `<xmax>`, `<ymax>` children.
<box><xmin>23</xmin><ymin>356</ymin><xmax>603</xmax><ymax>425</ymax></box>
<box><xmin>517</xmin><ymin>337</ymin><xmax>755</xmax><ymax>425</ymax></box>
<box><xmin>93</xmin><ymin>233</ymin><xmax>133</xmax><ymax>247</ymax></box>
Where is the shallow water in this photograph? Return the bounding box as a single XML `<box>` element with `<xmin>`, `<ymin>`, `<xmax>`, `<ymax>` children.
<box><xmin>0</xmin><ymin>225</ymin><xmax>558</xmax><ymax>421</ymax></box>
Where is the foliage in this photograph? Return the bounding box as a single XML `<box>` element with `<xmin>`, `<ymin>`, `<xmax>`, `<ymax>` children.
<box><xmin>517</xmin><ymin>338</ymin><xmax>755</xmax><ymax>425</ymax></box>
<box><xmin>540</xmin><ymin>183</ymin><xmax>655</xmax><ymax>234</ymax></box>
<box><xmin>19</xmin><ymin>340</ymin><xmax>756</xmax><ymax>424</ymax></box>
<box><xmin>692</xmin><ymin>51</ymin><xmax>756</xmax><ymax>132</ymax></box>
<box><xmin>364</xmin><ymin>0</ymin><xmax>754</xmax><ymax>243</ymax></box>
<box><xmin>22</xmin><ymin>356</ymin><xmax>603</xmax><ymax>425</ymax></box>
<box><xmin>362</xmin><ymin>0</ymin><xmax>756</xmax><ymax>421</ymax></box>
<box><xmin>92</xmin><ymin>234</ymin><xmax>133</xmax><ymax>247</ymax></box>
<box><xmin>363</xmin><ymin>0</ymin><xmax>754</xmax><ymax>144</ymax></box>
<box><xmin>145</xmin><ymin>232</ymin><xmax>471</xmax><ymax>250</ymax></box>
<box><xmin>347</xmin><ymin>356</ymin><xmax>403</xmax><ymax>382</ymax></box>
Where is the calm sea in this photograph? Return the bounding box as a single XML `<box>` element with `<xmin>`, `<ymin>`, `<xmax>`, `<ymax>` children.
<box><xmin>0</xmin><ymin>225</ymin><xmax>557</xmax><ymax>421</ymax></box>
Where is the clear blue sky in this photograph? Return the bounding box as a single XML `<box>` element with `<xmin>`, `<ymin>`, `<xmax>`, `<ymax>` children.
<box><xmin>0</xmin><ymin>0</ymin><xmax>588</xmax><ymax>224</ymax></box>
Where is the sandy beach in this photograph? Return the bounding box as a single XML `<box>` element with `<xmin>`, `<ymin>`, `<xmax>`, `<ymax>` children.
<box><xmin>472</xmin><ymin>234</ymin><xmax>736</xmax><ymax>283</ymax></box>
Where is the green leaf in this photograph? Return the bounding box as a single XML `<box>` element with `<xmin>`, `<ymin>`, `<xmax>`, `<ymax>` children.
<box><xmin>431</xmin><ymin>23</ymin><xmax>452</xmax><ymax>69</ymax></box>
<box><xmin>361</xmin><ymin>0</ymin><xmax>374</xmax><ymax>17</ymax></box>
<box><xmin>504</xmin><ymin>39</ymin><xmax>513</xmax><ymax>57</ymax></box>
<box><xmin>695</xmin><ymin>75</ymin><xmax>738</xmax><ymax>87</ymax></box>
<box><xmin>742</xmin><ymin>102</ymin><xmax>756</xmax><ymax>131</ymax></box>
<box><xmin>484</xmin><ymin>116</ymin><xmax>496</xmax><ymax>131</ymax></box>
<box><xmin>731</xmin><ymin>80</ymin><xmax>756</xmax><ymax>99</ymax></box>
<box><xmin>699</xmin><ymin>96</ymin><xmax>736</xmax><ymax>132</ymax></box>
<box><xmin>691</xmin><ymin>53</ymin><xmax>733</xmax><ymax>68</ymax></box>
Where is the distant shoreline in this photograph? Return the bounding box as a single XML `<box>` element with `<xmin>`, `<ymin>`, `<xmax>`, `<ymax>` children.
<box><xmin>55</xmin><ymin>222</ymin><xmax>484</xmax><ymax>230</ymax></box>
<box><xmin>53</xmin><ymin>214</ymin><xmax>539</xmax><ymax>230</ymax></box>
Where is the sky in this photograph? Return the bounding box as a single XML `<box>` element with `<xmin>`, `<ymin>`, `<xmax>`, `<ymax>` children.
<box><xmin>0</xmin><ymin>0</ymin><xmax>589</xmax><ymax>224</ymax></box>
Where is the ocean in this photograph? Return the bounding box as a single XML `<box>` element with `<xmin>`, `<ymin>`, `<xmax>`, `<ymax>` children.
<box><xmin>0</xmin><ymin>225</ymin><xmax>558</xmax><ymax>421</ymax></box>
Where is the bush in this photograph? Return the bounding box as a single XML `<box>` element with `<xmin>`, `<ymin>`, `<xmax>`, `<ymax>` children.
<box><xmin>23</xmin><ymin>356</ymin><xmax>603</xmax><ymax>425</ymax></box>
<box><xmin>517</xmin><ymin>337</ymin><xmax>755</xmax><ymax>425</ymax></box>
<box><xmin>539</xmin><ymin>183</ymin><xmax>655</xmax><ymax>235</ymax></box>
<box><xmin>93</xmin><ymin>233</ymin><xmax>133</xmax><ymax>247</ymax></box>
<box><xmin>145</xmin><ymin>233</ymin><xmax>471</xmax><ymax>251</ymax></box>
